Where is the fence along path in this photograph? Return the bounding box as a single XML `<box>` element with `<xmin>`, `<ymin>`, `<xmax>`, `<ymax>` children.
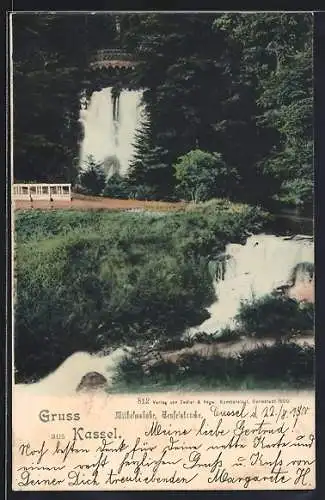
<box><xmin>13</xmin><ymin>183</ymin><xmax>72</xmax><ymax>201</ymax></box>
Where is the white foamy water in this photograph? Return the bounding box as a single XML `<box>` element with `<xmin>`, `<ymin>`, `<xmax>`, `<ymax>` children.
<box><xmin>79</xmin><ymin>87</ymin><xmax>144</xmax><ymax>176</ymax></box>
<box><xmin>14</xmin><ymin>348</ymin><xmax>131</xmax><ymax>397</ymax></box>
<box><xmin>187</xmin><ymin>234</ymin><xmax>314</xmax><ymax>336</ymax></box>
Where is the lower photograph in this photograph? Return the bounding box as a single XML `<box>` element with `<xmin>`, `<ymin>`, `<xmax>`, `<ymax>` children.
<box><xmin>11</xmin><ymin>10</ymin><xmax>315</xmax><ymax>492</ymax></box>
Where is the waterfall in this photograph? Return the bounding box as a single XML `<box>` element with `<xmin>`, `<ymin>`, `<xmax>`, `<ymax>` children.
<box><xmin>116</xmin><ymin>90</ymin><xmax>144</xmax><ymax>176</ymax></box>
<box><xmin>187</xmin><ymin>234</ymin><xmax>314</xmax><ymax>336</ymax></box>
<box><xmin>79</xmin><ymin>87</ymin><xmax>144</xmax><ymax>177</ymax></box>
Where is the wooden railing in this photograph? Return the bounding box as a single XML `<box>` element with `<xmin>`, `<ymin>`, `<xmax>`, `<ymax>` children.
<box><xmin>13</xmin><ymin>183</ymin><xmax>72</xmax><ymax>201</ymax></box>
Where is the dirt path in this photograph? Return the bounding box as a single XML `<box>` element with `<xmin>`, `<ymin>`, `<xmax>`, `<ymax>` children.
<box><xmin>13</xmin><ymin>195</ymin><xmax>185</xmax><ymax>212</ymax></box>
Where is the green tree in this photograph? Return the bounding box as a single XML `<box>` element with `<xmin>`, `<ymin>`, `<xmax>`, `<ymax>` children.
<box><xmin>215</xmin><ymin>13</ymin><xmax>313</xmax><ymax>209</ymax></box>
<box><xmin>128</xmin><ymin>116</ymin><xmax>171</xmax><ymax>199</ymax></box>
<box><xmin>122</xmin><ymin>14</ymin><xmax>234</xmax><ymax>198</ymax></box>
<box><xmin>174</xmin><ymin>149</ymin><xmax>236</xmax><ymax>203</ymax></box>
<box><xmin>257</xmin><ymin>42</ymin><xmax>313</xmax><ymax>209</ymax></box>
<box><xmin>103</xmin><ymin>173</ymin><xmax>131</xmax><ymax>199</ymax></box>
<box><xmin>122</xmin><ymin>13</ymin><xmax>312</xmax><ymax>206</ymax></box>
<box><xmin>78</xmin><ymin>155</ymin><xmax>106</xmax><ymax>195</ymax></box>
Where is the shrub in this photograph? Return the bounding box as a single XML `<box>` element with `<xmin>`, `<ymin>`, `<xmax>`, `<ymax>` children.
<box><xmin>235</xmin><ymin>294</ymin><xmax>314</xmax><ymax>338</ymax></box>
<box><xmin>177</xmin><ymin>353</ymin><xmax>241</xmax><ymax>381</ymax></box>
<box><xmin>129</xmin><ymin>184</ymin><xmax>158</xmax><ymax>201</ymax></box>
<box><xmin>114</xmin><ymin>356</ymin><xmax>147</xmax><ymax>386</ymax></box>
<box><xmin>103</xmin><ymin>174</ymin><xmax>131</xmax><ymax>199</ymax></box>
<box><xmin>216</xmin><ymin>327</ymin><xmax>242</xmax><ymax>343</ymax></box>
<box><xmin>114</xmin><ymin>342</ymin><xmax>314</xmax><ymax>390</ymax></box>
<box><xmin>174</xmin><ymin>150</ymin><xmax>238</xmax><ymax>203</ymax></box>
<box><xmin>239</xmin><ymin>342</ymin><xmax>314</xmax><ymax>386</ymax></box>
<box><xmin>14</xmin><ymin>224</ymin><xmax>213</xmax><ymax>381</ymax></box>
<box><xmin>276</xmin><ymin>178</ymin><xmax>314</xmax><ymax>208</ymax></box>
<box><xmin>14</xmin><ymin>203</ymin><xmax>269</xmax><ymax>381</ymax></box>
<box><xmin>78</xmin><ymin>155</ymin><xmax>106</xmax><ymax>195</ymax></box>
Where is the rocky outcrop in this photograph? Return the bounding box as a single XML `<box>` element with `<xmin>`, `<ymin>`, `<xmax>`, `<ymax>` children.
<box><xmin>288</xmin><ymin>277</ymin><xmax>314</xmax><ymax>303</ymax></box>
<box><xmin>286</xmin><ymin>261</ymin><xmax>314</xmax><ymax>303</ymax></box>
<box><xmin>76</xmin><ymin>371</ymin><xmax>108</xmax><ymax>392</ymax></box>
<box><xmin>14</xmin><ymin>347</ymin><xmax>132</xmax><ymax>397</ymax></box>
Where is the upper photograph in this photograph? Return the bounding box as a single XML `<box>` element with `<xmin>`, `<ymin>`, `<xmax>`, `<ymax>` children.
<box><xmin>11</xmin><ymin>12</ymin><xmax>314</xmax><ymax>395</ymax></box>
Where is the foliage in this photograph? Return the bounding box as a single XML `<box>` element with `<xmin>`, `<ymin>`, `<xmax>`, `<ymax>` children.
<box><xmin>122</xmin><ymin>14</ymin><xmax>244</xmax><ymax>200</ymax></box>
<box><xmin>215</xmin><ymin>13</ymin><xmax>313</xmax><ymax>209</ymax></box>
<box><xmin>235</xmin><ymin>294</ymin><xmax>314</xmax><ymax>338</ymax></box>
<box><xmin>151</xmin><ymin>329</ymin><xmax>232</xmax><ymax>352</ymax></box>
<box><xmin>103</xmin><ymin>174</ymin><xmax>131</xmax><ymax>199</ymax></box>
<box><xmin>78</xmin><ymin>156</ymin><xmax>106</xmax><ymax>195</ymax></box>
<box><xmin>14</xmin><ymin>204</ymin><xmax>268</xmax><ymax>381</ymax></box>
<box><xmin>114</xmin><ymin>341</ymin><xmax>314</xmax><ymax>390</ymax></box>
<box><xmin>129</xmin><ymin>184</ymin><xmax>158</xmax><ymax>201</ymax></box>
<box><xmin>215</xmin><ymin>327</ymin><xmax>242</xmax><ymax>343</ymax></box>
<box><xmin>13</xmin><ymin>13</ymin><xmax>314</xmax><ymax>387</ymax></box>
<box><xmin>128</xmin><ymin>117</ymin><xmax>172</xmax><ymax>199</ymax></box>
<box><xmin>274</xmin><ymin>178</ymin><xmax>313</xmax><ymax>207</ymax></box>
<box><xmin>173</xmin><ymin>149</ymin><xmax>237</xmax><ymax>203</ymax></box>
<box><xmin>122</xmin><ymin>13</ymin><xmax>312</xmax><ymax>208</ymax></box>
<box><xmin>239</xmin><ymin>342</ymin><xmax>314</xmax><ymax>385</ymax></box>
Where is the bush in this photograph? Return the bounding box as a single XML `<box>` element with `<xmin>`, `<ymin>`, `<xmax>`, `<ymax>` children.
<box><xmin>115</xmin><ymin>356</ymin><xmax>147</xmax><ymax>386</ymax></box>
<box><xmin>103</xmin><ymin>174</ymin><xmax>131</xmax><ymax>199</ymax></box>
<box><xmin>174</xmin><ymin>149</ymin><xmax>238</xmax><ymax>203</ymax></box>
<box><xmin>216</xmin><ymin>327</ymin><xmax>242</xmax><ymax>343</ymax></box>
<box><xmin>129</xmin><ymin>184</ymin><xmax>158</xmax><ymax>201</ymax></box>
<box><xmin>78</xmin><ymin>155</ymin><xmax>106</xmax><ymax>195</ymax></box>
<box><xmin>239</xmin><ymin>342</ymin><xmax>314</xmax><ymax>386</ymax></box>
<box><xmin>235</xmin><ymin>294</ymin><xmax>314</xmax><ymax>338</ymax></box>
<box><xmin>114</xmin><ymin>342</ymin><xmax>314</xmax><ymax>390</ymax></box>
<box><xmin>14</xmin><ymin>203</ymin><xmax>269</xmax><ymax>381</ymax></box>
<box><xmin>15</xmin><ymin>233</ymin><xmax>213</xmax><ymax>381</ymax></box>
<box><xmin>275</xmin><ymin>178</ymin><xmax>314</xmax><ymax>208</ymax></box>
<box><xmin>177</xmin><ymin>353</ymin><xmax>241</xmax><ymax>381</ymax></box>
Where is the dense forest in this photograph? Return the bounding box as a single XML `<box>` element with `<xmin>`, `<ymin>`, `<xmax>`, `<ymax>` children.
<box><xmin>13</xmin><ymin>14</ymin><xmax>314</xmax><ymax>390</ymax></box>
<box><xmin>13</xmin><ymin>13</ymin><xmax>313</xmax><ymax>212</ymax></box>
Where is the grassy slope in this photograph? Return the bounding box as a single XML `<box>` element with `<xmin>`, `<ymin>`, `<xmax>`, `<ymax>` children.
<box><xmin>14</xmin><ymin>201</ymin><xmax>314</xmax><ymax>389</ymax></box>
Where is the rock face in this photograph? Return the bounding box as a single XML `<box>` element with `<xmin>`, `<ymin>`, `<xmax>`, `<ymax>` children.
<box><xmin>287</xmin><ymin>261</ymin><xmax>314</xmax><ymax>303</ymax></box>
<box><xmin>288</xmin><ymin>277</ymin><xmax>314</xmax><ymax>303</ymax></box>
<box><xmin>275</xmin><ymin>261</ymin><xmax>314</xmax><ymax>304</ymax></box>
<box><xmin>76</xmin><ymin>371</ymin><xmax>108</xmax><ymax>392</ymax></box>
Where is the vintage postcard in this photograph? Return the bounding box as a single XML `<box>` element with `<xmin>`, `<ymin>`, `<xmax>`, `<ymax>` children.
<box><xmin>10</xmin><ymin>11</ymin><xmax>315</xmax><ymax>491</ymax></box>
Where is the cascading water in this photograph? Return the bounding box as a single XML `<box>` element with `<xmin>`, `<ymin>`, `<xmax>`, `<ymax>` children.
<box><xmin>187</xmin><ymin>234</ymin><xmax>314</xmax><ymax>336</ymax></box>
<box><xmin>79</xmin><ymin>87</ymin><xmax>144</xmax><ymax>177</ymax></box>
